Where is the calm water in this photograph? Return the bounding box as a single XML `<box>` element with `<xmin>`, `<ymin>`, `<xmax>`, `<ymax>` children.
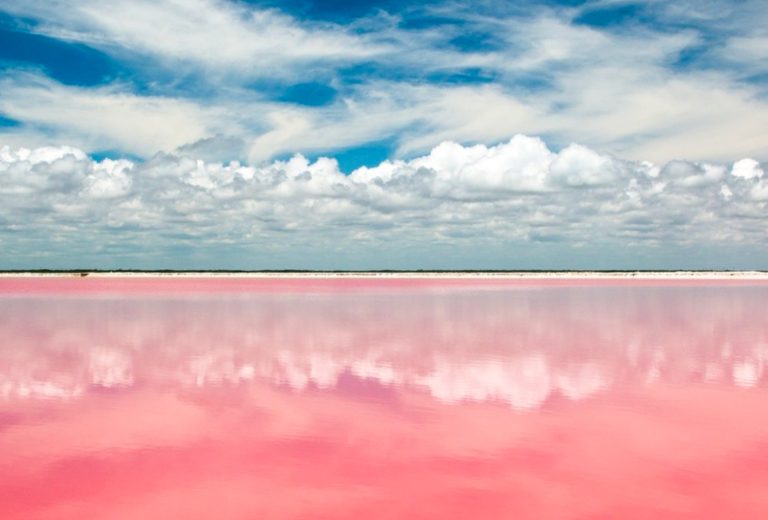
<box><xmin>2</xmin><ymin>277</ymin><xmax>768</xmax><ymax>519</ymax></box>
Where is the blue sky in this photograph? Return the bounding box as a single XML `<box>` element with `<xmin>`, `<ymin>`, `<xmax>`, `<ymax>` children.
<box><xmin>0</xmin><ymin>0</ymin><xmax>767</xmax><ymax>269</ymax></box>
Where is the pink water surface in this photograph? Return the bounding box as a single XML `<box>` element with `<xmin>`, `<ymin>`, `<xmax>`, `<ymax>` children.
<box><xmin>2</xmin><ymin>277</ymin><xmax>768</xmax><ymax>519</ymax></box>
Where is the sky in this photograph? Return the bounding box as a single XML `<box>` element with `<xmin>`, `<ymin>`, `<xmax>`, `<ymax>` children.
<box><xmin>0</xmin><ymin>0</ymin><xmax>766</xmax><ymax>270</ymax></box>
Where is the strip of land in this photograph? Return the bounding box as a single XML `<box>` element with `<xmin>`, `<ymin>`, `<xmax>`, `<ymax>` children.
<box><xmin>1</xmin><ymin>271</ymin><xmax>767</xmax><ymax>279</ymax></box>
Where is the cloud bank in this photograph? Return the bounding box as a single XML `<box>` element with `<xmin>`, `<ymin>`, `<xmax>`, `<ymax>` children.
<box><xmin>1</xmin><ymin>136</ymin><xmax>766</xmax><ymax>268</ymax></box>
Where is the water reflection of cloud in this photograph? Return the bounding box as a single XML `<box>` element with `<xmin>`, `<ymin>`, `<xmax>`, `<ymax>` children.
<box><xmin>89</xmin><ymin>348</ymin><xmax>134</xmax><ymax>388</ymax></box>
<box><xmin>4</xmin><ymin>282</ymin><xmax>768</xmax><ymax>519</ymax></box>
<box><xmin>1</xmin><ymin>286</ymin><xmax>768</xmax><ymax>405</ymax></box>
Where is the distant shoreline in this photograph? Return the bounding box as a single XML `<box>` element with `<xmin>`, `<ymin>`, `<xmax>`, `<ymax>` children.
<box><xmin>1</xmin><ymin>270</ymin><xmax>768</xmax><ymax>279</ymax></box>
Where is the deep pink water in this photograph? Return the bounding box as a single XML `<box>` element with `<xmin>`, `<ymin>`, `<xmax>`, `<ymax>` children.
<box><xmin>2</xmin><ymin>276</ymin><xmax>768</xmax><ymax>519</ymax></box>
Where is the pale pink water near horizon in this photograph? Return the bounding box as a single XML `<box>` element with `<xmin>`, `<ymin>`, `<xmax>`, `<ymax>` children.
<box><xmin>2</xmin><ymin>277</ymin><xmax>768</xmax><ymax>519</ymax></box>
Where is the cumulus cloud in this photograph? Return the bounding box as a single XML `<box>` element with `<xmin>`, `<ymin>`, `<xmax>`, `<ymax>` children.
<box><xmin>1</xmin><ymin>136</ymin><xmax>767</xmax><ymax>267</ymax></box>
<box><xmin>731</xmin><ymin>159</ymin><xmax>764</xmax><ymax>180</ymax></box>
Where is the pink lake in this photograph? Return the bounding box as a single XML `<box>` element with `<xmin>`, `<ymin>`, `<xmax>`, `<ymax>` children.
<box><xmin>2</xmin><ymin>276</ymin><xmax>768</xmax><ymax>519</ymax></box>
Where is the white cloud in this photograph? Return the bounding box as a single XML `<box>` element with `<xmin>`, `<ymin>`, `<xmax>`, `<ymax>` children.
<box><xmin>0</xmin><ymin>0</ymin><xmax>766</xmax><ymax>271</ymax></box>
<box><xmin>0</xmin><ymin>75</ymin><xmax>226</xmax><ymax>156</ymax></box>
<box><xmin>720</xmin><ymin>35</ymin><xmax>768</xmax><ymax>67</ymax></box>
<box><xmin>1</xmin><ymin>136</ymin><xmax>767</xmax><ymax>267</ymax></box>
<box><xmin>0</xmin><ymin>0</ymin><xmax>385</xmax><ymax>77</ymax></box>
<box><xmin>731</xmin><ymin>158</ymin><xmax>764</xmax><ymax>180</ymax></box>
<box><xmin>549</xmin><ymin>144</ymin><xmax>625</xmax><ymax>187</ymax></box>
<box><xmin>2</xmin><ymin>2</ymin><xmax>768</xmax><ymax>166</ymax></box>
